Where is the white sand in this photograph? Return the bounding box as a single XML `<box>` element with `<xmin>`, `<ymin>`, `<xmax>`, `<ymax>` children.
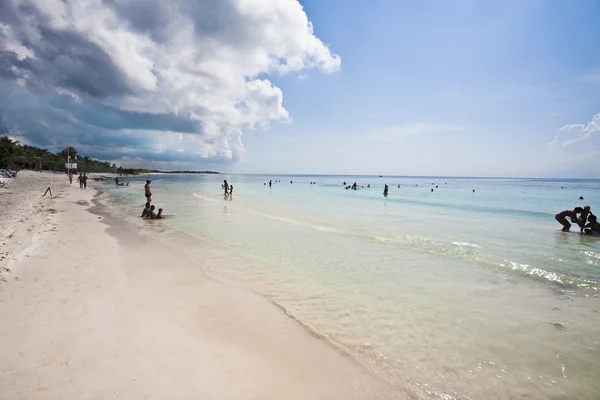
<box><xmin>0</xmin><ymin>172</ymin><xmax>403</xmax><ymax>399</ymax></box>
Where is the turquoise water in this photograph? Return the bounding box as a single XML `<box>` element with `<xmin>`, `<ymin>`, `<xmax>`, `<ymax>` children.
<box><xmin>101</xmin><ymin>174</ymin><xmax>600</xmax><ymax>399</ymax></box>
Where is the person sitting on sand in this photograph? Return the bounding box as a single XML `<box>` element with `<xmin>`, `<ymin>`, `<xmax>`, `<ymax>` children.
<box><xmin>155</xmin><ymin>208</ymin><xmax>163</xmax><ymax>219</ymax></box>
<box><xmin>555</xmin><ymin>207</ymin><xmax>584</xmax><ymax>232</ymax></box>
<box><xmin>141</xmin><ymin>203</ymin><xmax>151</xmax><ymax>218</ymax></box>
<box><xmin>583</xmin><ymin>214</ymin><xmax>600</xmax><ymax>234</ymax></box>
<box><xmin>145</xmin><ymin>205</ymin><xmax>156</xmax><ymax>219</ymax></box>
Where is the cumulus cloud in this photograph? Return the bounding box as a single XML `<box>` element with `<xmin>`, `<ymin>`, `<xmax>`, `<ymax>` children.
<box><xmin>550</xmin><ymin>113</ymin><xmax>600</xmax><ymax>146</ymax></box>
<box><xmin>0</xmin><ymin>0</ymin><xmax>340</xmax><ymax>166</ymax></box>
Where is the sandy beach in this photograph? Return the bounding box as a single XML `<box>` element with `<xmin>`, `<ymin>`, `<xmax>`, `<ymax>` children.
<box><xmin>0</xmin><ymin>171</ymin><xmax>400</xmax><ymax>400</ymax></box>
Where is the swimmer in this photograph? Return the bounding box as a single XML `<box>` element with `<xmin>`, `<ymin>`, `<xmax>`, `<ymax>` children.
<box><xmin>155</xmin><ymin>208</ymin><xmax>163</xmax><ymax>220</ymax></box>
<box><xmin>555</xmin><ymin>207</ymin><xmax>583</xmax><ymax>232</ymax></box>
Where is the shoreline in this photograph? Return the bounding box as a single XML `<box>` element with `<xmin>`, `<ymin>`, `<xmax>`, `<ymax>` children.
<box><xmin>0</xmin><ymin>172</ymin><xmax>402</xmax><ymax>399</ymax></box>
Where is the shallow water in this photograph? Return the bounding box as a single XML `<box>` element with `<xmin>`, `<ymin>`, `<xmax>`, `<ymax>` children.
<box><xmin>101</xmin><ymin>174</ymin><xmax>600</xmax><ymax>399</ymax></box>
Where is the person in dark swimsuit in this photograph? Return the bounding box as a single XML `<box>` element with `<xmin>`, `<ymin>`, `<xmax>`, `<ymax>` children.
<box><xmin>555</xmin><ymin>207</ymin><xmax>583</xmax><ymax>232</ymax></box>
<box><xmin>145</xmin><ymin>180</ymin><xmax>152</xmax><ymax>202</ymax></box>
<box><xmin>583</xmin><ymin>214</ymin><xmax>600</xmax><ymax>234</ymax></box>
<box><xmin>383</xmin><ymin>184</ymin><xmax>388</xmax><ymax>196</ymax></box>
<box><xmin>578</xmin><ymin>206</ymin><xmax>591</xmax><ymax>232</ymax></box>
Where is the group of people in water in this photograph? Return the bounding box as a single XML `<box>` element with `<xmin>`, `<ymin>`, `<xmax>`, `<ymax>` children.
<box><xmin>555</xmin><ymin>205</ymin><xmax>599</xmax><ymax>234</ymax></box>
<box><xmin>140</xmin><ymin>179</ymin><xmax>164</xmax><ymax>219</ymax></box>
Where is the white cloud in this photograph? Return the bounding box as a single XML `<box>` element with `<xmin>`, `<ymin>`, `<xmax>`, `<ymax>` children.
<box><xmin>367</xmin><ymin>123</ymin><xmax>464</xmax><ymax>143</ymax></box>
<box><xmin>550</xmin><ymin>113</ymin><xmax>600</xmax><ymax>146</ymax></box>
<box><xmin>0</xmin><ymin>0</ymin><xmax>340</xmax><ymax>162</ymax></box>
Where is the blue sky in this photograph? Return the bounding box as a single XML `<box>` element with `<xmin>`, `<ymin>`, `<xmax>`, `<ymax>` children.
<box><xmin>1</xmin><ymin>0</ymin><xmax>599</xmax><ymax>177</ymax></box>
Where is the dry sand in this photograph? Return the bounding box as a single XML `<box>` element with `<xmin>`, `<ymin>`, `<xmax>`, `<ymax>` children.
<box><xmin>0</xmin><ymin>171</ymin><xmax>403</xmax><ymax>400</ymax></box>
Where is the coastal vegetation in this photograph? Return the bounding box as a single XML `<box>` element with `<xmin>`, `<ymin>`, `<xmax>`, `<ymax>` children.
<box><xmin>0</xmin><ymin>135</ymin><xmax>218</xmax><ymax>175</ymax></box>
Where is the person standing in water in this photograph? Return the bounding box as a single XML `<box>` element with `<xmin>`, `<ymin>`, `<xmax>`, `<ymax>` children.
<box><xmin>555</xmin><ymin>207</ymin><xmax>583</xmax><ymax>232</ymax></box>
<box><xmin>115</xmin><ymin>177</ymin><xmax>119</xmax><ymax>186</ymax></box>
<box><xmin>269</xmin><ymin>180</ymin><xmax>272</xmax><ymax>187</ymax></box>
<box><xmin>383</xmin><ymin>184</ymin><xmax>389</xmax><ymax>196</ymax></box>
<box><xmin>223</xmin><ymin>180</ymin><xmax>229</xmax><ymax>195</ymax></box>
<box><xmin>145</xmin><ymin>180</ymin><xmax>152</xmax><ymax>202</ymax></box>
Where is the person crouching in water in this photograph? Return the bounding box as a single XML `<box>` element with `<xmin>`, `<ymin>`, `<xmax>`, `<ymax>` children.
<box><xmin>555</xmin><ymin>207</ymin><xmax>583</xmax><ymax>232</ymax></box>
<box><xmin>583</xmin><ymin>214</ymin><xmax>600</xmax><ymax>234</ymax></box>
<box><xmin>155</xmin><ymin>208</ymin><xmax>163</xmax><ymax>219</ymax></box>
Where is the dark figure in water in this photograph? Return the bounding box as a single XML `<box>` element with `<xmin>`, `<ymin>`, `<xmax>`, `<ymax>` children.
<box><xmin>579</xmin><ymin>196</ymin><xmax>584</xmax><ymax>200</ymax></box>
<box><xmin>269</xmin><ymin>180</ymin><xmax>272</xmax><ymax>187</ymax></box>
<box><xmin>578</xmin><ymin>206</ymin><xmax>591</xmax><ymax>231</ymax></box>
<box><xmin>155</xmin><ymin>208</ymin><xmax>163</xmax><ymax>219</ymax></box>
<box><xmin>115</xmin><ymin>177</ymin><xmax>119</xmax><ymax>186</ymax></box>
<box><xmin>431</xmin><ymin>188</ymin><xmax>434</xmax><ymax>192</ymax></box>
<box><xmin>290</xmin><ymin>180</ymin><xmax>293</xmax><ymax>184</ymax></box>
<box><xmin>367</xmin><ymin>184</ymin><xmax>370</xmax><ymax>188</ymax></box>
<box><xmin>229</xmin><ymin>185</ymin><xmax>233</xmax><ymax>195</ymax></box>
<box><xmin>352</xmin><ymin>182</ymin><xmax>357</xmax><ymax>190</ymax></box>
<box><xmin>583</xmin><ymin>214</ymin><xmax>600</xmax><ymax>234</ymax></box>
<box><xmin>383</xmin><ymin>184</ymin><xmax>388</xmax><ymax>197</ymax></box>
<box><xmin>555</xmin><ymin>207</ymin><xmax>583</xmax><ymax>232</ymax></box>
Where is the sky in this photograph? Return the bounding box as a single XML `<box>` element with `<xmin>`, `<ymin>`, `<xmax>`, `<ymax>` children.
<box><xmin>0</xmin><ymin>0</ymin><xmax>599</xmax><ymax>177</ymax></box>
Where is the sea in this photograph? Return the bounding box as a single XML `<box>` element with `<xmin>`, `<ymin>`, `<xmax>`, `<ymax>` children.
<box><xmin>99</xmin><ymin>174</ymin><xmax>600</xmax><ymax>399</ymax></box>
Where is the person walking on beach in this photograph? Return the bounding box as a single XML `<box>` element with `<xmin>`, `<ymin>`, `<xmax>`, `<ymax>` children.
<box><xmin>68</xmin><ymin>171</ymin><xmax>73</xmax><ymax>184</ymax></box>
<box><xmin>77</xmin><ymin>173</ymin><xmax>83</xmax><ymax>189</ymax></box>
<box><xmin>555</xmin><ymin>207</ymin><xmax>583</xmax><ymax>232</ymax></box>
<box><xmin>82</xmin><ymin>173</ymin><xmax>88</xmax><ymax>189</ymax></box>
<box><xmin>145</xmin><ymin>180</ymin><xmax>152</xmax><ymax>202</ymax></box>
<box><xmin>115</xmin><ymin>177</ymin><xmax>119</xmax><ymax>186</ymax></box>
